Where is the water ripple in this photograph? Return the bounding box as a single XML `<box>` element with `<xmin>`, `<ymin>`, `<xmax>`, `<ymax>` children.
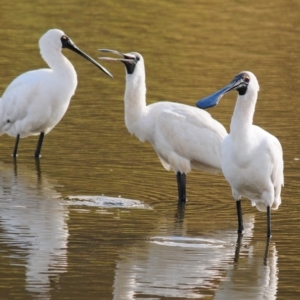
<box><xmin>66</xmin><ymin>195</ymin><xmax>152</xmax><ymax>209</ymax></box>
<box><xmin>149</xmin><ymin>236</ymin><xmax>226</xmax><ymax>249</ymax></box>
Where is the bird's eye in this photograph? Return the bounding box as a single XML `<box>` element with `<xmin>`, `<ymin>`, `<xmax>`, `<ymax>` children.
<box><xmin>244</xmin><ymin>75</ymin><xmax>250</xmax><ymax>82</ymax></box>
<box><xmin>61</xmin><ymin>35</ymin><xmax>67</xmax><ymax>40</ymax></box>
<box><xmin>136</xmin><ymin>56</ymin><xmax>140</xmax><ymax>62</ymax></box>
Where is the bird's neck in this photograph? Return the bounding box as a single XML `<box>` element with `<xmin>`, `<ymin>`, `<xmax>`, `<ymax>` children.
<box><xmin>124</xmin><ymin>72</ymin><xmax>147</xmax><ymax>132</ymax></box>
<box><xmin>41</xmin><ymin>49</ymin><xmax>76</xmax><ymax>77</ymax></box>
<box><xmin>230</xmin><ymin>90</ymin><xmax>258</xmax><ymax>138</ymax></box>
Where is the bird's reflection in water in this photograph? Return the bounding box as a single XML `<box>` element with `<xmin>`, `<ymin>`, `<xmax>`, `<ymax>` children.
<box><xmin>113</xmin><ymin>208</ymin><xmax>278</xmax><ymax>299</ymax></box>
<box><xmin>0</xmin><ymin>160</ymin><xmax>68</xmax><ymax>298</ymax></box>
<box><xmin>13</xmin><ymin>157</ymin><xmax>42</xmax><ymax>177</ymax></box>
<box><xmin>235</xmin><ymin>233</ymin><xmax>272</xmax><ymax>265</ymax></box>
<box><xmin>216</xmin><ymin>236</ymin><xmax>278</xmax><ymax>300</ymax></box>
<box><xmin>173</xmin><ymin>201</ymin><xmax>186</xmax><ymax>233</ymax></box>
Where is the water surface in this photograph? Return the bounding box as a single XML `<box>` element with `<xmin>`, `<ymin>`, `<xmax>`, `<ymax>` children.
<box><xmin>0</xmin><ymin>1</ymin><xmax>299</xmax><ymax>299</ymax></box>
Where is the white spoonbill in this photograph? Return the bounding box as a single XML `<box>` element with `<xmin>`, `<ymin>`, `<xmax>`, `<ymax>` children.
<box><xmin>0</xmin><ymin>29</ymin><xmax>113</xmax><ymax>158</ymax></box>
<box><xmin>196</xmin><ymin>71</ymin><xmax>284</xmax><ymax>238</ymax></box>
<box><xmin>99</xmin><ymin>50</ymin><xmax>227</xmax><ymax>202</ymax></box>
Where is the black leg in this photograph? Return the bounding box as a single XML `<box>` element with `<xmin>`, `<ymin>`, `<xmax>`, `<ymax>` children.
<box><xmin>267</xmin><ymin>205</ymin><xmax>272</xmax><ymax>238</ymax></box>
<box><xmin>12</xmin><ymin>134</ymin><xmax>20</xmax><ymax>157</ymax></box>
<box><xmin>34</xmin><ymin>132</ymin><xmax>45</xmax><ymax>158</ymax></box>
<box><xmin>236</xmin><ymin>200</ymin><xmax>244</xmax><ymax>234</ymax></box>
<box><xmin>176</xmin><ymin>172</ymin><xmax>186</xmax><ymax>202</ymax></box>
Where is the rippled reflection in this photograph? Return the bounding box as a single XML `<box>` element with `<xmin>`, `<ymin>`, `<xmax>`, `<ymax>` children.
<box><xmin>0</xmin><ymin>161</ymin><xmax>68</xmax><ymax>298</ymax></box>
<box><xmin>112</xmin><ymin>212</ymin><xmax>277</xmax><ymax>299</ymax></box>
<box><xmin>215</xmin><ymin>240</ymin><xmax>278</xmax><ymax>299</ymax></box>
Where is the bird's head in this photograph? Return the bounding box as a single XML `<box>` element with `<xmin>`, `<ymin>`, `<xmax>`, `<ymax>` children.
<box><xmin>99</xmin><ymin>50</ymin><xmax>144</xmax><ymax>75</ymax></box>
<box><xmin>196</xmin><ymin>71</ymin><xmax>260</xmax><ymax>109</ymax></box>
<box><xmin>39</xmin><ymin>29</ymin><xmax>113</xmax><ymax>78</ymax></box>
<box><xmin>39</xmin><ymin>29</ymin><xmax>66</xmax><ymax>51</ymax></box>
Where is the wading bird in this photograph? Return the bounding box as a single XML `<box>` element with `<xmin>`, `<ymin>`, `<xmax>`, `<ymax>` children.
<box><xmin>196</xmin><ymin>71</ymin><xmax>284</xmax><ymax>238</ymax></box>
<box><xmin>99</xmin><ymin>50</ymin><xmax>227</xmax><ymax>202</ymax></box>
<box><xmin>0</xmin><ymin>29</ymin><xmax>113</xmax><ymax>158</ymax></box>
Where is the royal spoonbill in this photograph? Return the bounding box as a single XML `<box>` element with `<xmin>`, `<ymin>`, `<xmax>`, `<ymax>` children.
<box><xmin>196</xmin><ymin>71</ymin><xmax>284</xmax><ymax>238</ymax></box>
<box><xmin>99</xmin><ymin>50</ymin><xmax>227</xmax><ymax>202</ymax></box>
<box><xmin>0</xmin><ymin>29</ymin><xmax>113</xmax><ymax>158</ymax></box>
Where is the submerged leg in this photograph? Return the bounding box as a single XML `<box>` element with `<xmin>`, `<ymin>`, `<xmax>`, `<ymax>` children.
<box><xmin>176</xmin><ymin>172</ymin><xmax>186</xmax><ymax>202</ymax></box>
<box><xmin>12</xmin><ymin>134</ymin><xmax>20</xmax><ymax>157</ymax></box>
<box><xmin>236</xmin><ymin>200</ymin><xmax>244</xmax><ymax>234</ymax></box>
<box><xmin>267</xmin><ymin>205</ymin><xmax>272</xmax><ymax>238</ymax></box>
<box><xmin>34</xmin><ymin>132</ymin><xmax>45</xmax><ymax>158</ymax></box>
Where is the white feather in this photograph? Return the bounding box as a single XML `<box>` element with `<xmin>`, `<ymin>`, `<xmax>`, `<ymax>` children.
<box><xmin>0</xmin><ymin>29</ymin><xmax>77</xmax><ymax>139</ymax></box>
<box><xmin>123</xmin><ymin>52</ymin><xmax>227</xmax><ymax>175</ymax></box>
<box><xmin>221</xmin><ymin>71</ymin><xmax>284</xmax><ymax>212</ymax></box>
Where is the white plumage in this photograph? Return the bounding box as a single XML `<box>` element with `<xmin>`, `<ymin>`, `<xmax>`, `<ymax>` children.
<box><xmin>0</xmin><ymin>28</ymin><xmax>112</xmax><ymax>157</ymax></box>
<box><xmin>197</xmin><ymin>71</ymin><xmax>284</xmax><ymax>237</ymax></box>
<box><xmin>100</xmin><ymin>50</ymin><xmax>227</xmax><ymax>201</ymax></box>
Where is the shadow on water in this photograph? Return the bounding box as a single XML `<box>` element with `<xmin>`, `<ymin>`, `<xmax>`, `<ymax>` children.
<box><xmin>0</xmin><ymin>161</ymin><xmax>69</xmax><ymax>299</ymax></box>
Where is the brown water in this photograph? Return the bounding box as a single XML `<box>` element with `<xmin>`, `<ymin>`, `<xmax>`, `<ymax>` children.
<box><xmin>0</xmin><ymin>1</ymin><xmax>299</xmax><ymax>299</ymax></box>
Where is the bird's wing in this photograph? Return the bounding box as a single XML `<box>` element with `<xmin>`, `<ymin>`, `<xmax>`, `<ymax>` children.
<box><xmin>262</xmin><ymin>130</ymin><xmax>284</xmax><ymax>188</ymax></box>
<box><xmin>262</xmin><ymin>129</ymin><xmax>284</xmax><ymax>210</ymax></box>
<box><xmin>155</xmin><ymin>105</ymin><xmax>227</xmax><ymax>172</ymax></box>
<box><xmin>0</xmin><ymin>71</ymin><xmax>41</xmax><ymax>124</ymax></box>
<box><xmin>267</xmin><ymin>134</ymin><xmax>284</xmax><ymax>187</ymax></box>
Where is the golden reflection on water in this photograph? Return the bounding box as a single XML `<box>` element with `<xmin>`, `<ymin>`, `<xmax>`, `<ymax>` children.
<box><xmin>0</xmin><ymin>0</ymin><xmax>299</xmax><ymax>299</ymax></box>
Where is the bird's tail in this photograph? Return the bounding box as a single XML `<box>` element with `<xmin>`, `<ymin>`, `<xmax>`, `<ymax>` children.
<box><xmin>271</xmin><ymin>194</ymin><xmax>281</xmax><ymax>210</ymax></box>
<box><xmin>252</xmin><ymin>201</ymin><xmax>267</xmax><ymax>212</ymax></box>
<box><xmin>252</xmin><ymin>195</ymin><xmax>281</xmax><ymax>212</ymax></box>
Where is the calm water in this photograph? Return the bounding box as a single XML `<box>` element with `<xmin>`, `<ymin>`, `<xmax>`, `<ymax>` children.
<box><xmin>0</xmin><ymin>1</ymin><xmax>299</xmax><ymax>299</ymax></box>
